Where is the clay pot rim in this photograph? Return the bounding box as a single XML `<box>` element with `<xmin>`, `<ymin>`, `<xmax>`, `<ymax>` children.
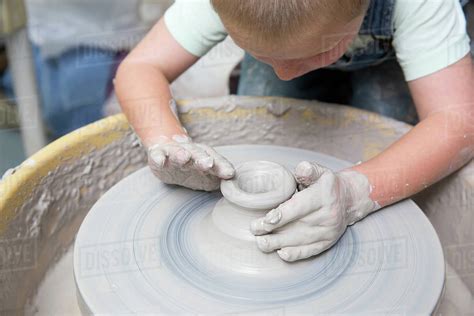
<box><xmin>220</xmin><ymin>160</ymin><xmax>297</xmax><ymax>210</ymax></box>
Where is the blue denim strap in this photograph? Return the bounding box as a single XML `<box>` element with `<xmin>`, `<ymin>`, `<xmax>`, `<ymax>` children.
<box><xmin>324</xmin><ymin>0</ymin><xmax>397</xmax><ymax>71</ymax></box>
<box><xmin>360</xmin><ymin>0</ymin><xmax>396</xmax><ymax>38</ymax></box>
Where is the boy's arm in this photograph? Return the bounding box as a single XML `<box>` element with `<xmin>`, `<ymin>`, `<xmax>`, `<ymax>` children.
<box><xmin>115</xmin><ymin>18</ymin><xmax>198</xmax><ymax>147</ymax></box>
<box><xmin>249</xmin><ymin>56</ymin><xmax>473</xmax><ymax>262</ymax></box>
<box><xmin>115</xmin><ymin>18</ymin><xmax>235</xmax><ymax>191</ymax></box>
<box><xmin>351</xmin><ymin>55</ymin><xmax>474</xmax><ymax>207</ymax></box>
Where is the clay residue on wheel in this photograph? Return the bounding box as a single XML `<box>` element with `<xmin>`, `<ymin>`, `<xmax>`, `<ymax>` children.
<box><xmin>1</xmin><ymin>96</ymin><xmax>473</xmax><ymax>313</ymax></box>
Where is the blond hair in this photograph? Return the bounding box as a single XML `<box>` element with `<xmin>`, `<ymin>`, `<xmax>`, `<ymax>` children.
<box><xmin>211</xmin><ymin>0</ymin><xmax>369</xmax><ymax>45</ymax></box>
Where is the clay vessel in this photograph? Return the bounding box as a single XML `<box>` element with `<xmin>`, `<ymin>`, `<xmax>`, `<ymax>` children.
<box><xmin>214</xmin><ymin>161</ymin><xmax>297</xmax><ymax>241</ymax></box>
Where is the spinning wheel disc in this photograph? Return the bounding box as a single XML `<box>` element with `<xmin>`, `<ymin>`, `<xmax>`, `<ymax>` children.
<box><xmin>74</xmin><ymin>145</ymin><xmax>444</xmax><ymax>314</ymax></box>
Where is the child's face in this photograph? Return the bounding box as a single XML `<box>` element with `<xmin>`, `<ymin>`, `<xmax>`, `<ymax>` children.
<box><xmin>230</xmin><ymin>16</ymin><xmax>364</xmax><ymax>81</ymax></box>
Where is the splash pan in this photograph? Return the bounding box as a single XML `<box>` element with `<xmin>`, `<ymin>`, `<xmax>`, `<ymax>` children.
<box><xmin>74</xmin><ymin>145</ymin><xmax>444</xmax><ymax>314</ymax></box>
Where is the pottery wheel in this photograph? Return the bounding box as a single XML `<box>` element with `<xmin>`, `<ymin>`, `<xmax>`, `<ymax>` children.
<box><xmin>74</xmin><ymin>145</ymin><xmax>444</xmax><ymax>314</ymax></box>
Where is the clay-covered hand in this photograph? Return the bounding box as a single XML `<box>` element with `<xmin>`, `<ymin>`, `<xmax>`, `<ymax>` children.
<box><xmin>147</xmin><ymin>135</ymin><xmax>235</xmax><ymax>191</ymax></box>
<box><xmin>250</xmin><ymin>161</ymin><xmax>380</xmax><ymax>262</ymax></box>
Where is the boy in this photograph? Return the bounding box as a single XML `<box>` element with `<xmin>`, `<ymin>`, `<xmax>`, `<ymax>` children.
<box><xmin>115</xmin><ymin>0</ymin><xmax>474</xmax><ymax>262</ymax></box>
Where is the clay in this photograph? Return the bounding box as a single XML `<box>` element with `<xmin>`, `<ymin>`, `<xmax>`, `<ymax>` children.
<box><xmin>2</xmin><ymin>96</ymin><xmax>472</xmax><ymax>314</ymax></box>
<box><xmin>220</xmin><ymin>160</ymin><xmax>296</xmax><ymax>210</ymax></box>
<box><xmin>0</xmin><ymin>130</ymin><xmax>147</xmax><ymax>314</ymax></box>
<box><xmin>214</xmin><ymin>161</ymin><xmax>296</xmax><ymax>241</ymax></box>
<box><xmin>25</xmin><ymin>246</ymin><xmax>81</xmax><ymax>315</ymax></box>
<box><xmin>74</xmin><ymin>145</ymin><xmax>445</xmax><ymax>314</ymax></box>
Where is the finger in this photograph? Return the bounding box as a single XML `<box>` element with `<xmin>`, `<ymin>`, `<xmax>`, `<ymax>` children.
<box><xmin>277</xmin><ymin>240</ymin><xmax>334</xmax><ymax>262</ymax></box>
<box><xmin>181</xmin><ymin>144</ymin><xmax>215</xmax><ymax>172</ymax></box>
<box><xmin>294</xmin><ymin>161</ymin><xmax>329</xmax><ymax>187</ymax></box>
<box><xmin>255</xmin><ymin>226</ymin><xmax>333</xmax><ymax>253</ymax></box>
<box><xmin>148</xmin><ymin>147</ymin><xmax>167</xmax><ymax>169</ymax></box>
<box><xmin>249</xmin><ymin>219</ymin><xmax>275</xmax><ymax>236</ymax></box>
<box><xmin>250</xmin><ymin>188</ymin><xmax>323</xmax><ymax>235</ymax></box>
<box><xmin>197</xmin><ymin>144</ymin><xmax>235</xmax><ymax>179</ymax></box>
<box><xmin>165</xmin><ymin>145</ymin><xmax>192</xmax><ymax>166</ymax></box>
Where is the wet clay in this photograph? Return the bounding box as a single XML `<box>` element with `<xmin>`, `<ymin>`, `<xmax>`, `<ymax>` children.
<box><xmin>74</xmin><ymin>145</ymin><xmax>445</xmax><ymax>314</ymax></box>
<box><xmin>214</xmin><ymin>161</ymin><xmax>296</xmax><ymax>241</ymax></box>
<box><xmin>2</xmin><ymin>97</ymin><xmax>472</xmax><ymax>313</ymax></box>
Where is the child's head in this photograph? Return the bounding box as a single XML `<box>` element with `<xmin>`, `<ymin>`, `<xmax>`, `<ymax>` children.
<box><xmin>211</xmin><ymin>0</ymin><xmax>369</xmax><ymax>80</ymax></box>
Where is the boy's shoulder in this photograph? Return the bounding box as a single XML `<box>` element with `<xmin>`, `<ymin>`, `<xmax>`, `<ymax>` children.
<box><xmin>393</xmin><ymin>0</ymin><xmax>463</xmax><ymax>26</ymax></box>
<box><xmin>392</xmin><ymin>0</ymin><xmax>469</xmax><ymax>81</ymax></box>
<box><xmin>165</xmin><ymin>0</ymin><xmax>227</xmax><ymax>57</ymax></box>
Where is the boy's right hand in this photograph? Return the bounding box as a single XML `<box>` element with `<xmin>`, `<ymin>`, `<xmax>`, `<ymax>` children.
<box><xmin>147</xmin><ymin>135</ymin><xmax>235</xmax><ymax>191</ymax></box>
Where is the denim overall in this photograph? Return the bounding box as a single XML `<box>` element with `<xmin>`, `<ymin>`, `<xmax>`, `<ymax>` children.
<box><xmin>237</xmin><ymin>0</ymin><xmax>470</xmax><ymax>125</ymax></box>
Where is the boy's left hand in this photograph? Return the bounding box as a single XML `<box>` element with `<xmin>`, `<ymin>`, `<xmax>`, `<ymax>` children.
<box><xmin>250</xmin><ymin>161</ymin><xmax>379</xmax><ymax>262</ymax></box>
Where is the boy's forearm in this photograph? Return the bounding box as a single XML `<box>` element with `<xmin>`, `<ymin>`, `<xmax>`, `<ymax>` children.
<box><xmin>349</xmin><ymin>109</ymin><xmax>473</xmax><ymax>208</ymax></box>
<box><xmin>115</xmin><ymin>18</ymin><xmax>199</xmax><ymax>148</ymax></box>
<box><xmin>115</xmin><ymin>62</ymin><xmax>186</xmax><ymax>148</ymax></box>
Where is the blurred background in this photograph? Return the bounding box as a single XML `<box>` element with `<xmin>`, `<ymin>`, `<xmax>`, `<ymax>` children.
<box><xmin>0</xmin><ymin>0</ymin><xmax>244</xmax><ymax>175</ymax></box>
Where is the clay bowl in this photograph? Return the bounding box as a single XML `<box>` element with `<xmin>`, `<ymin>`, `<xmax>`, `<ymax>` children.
<box><xmin>221</xmin><ymin>160</ymin><xmax>297</xmax><ymax>210</ymax></box>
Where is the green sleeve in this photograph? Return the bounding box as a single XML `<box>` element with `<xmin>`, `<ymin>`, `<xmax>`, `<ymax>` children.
<box><xmin>164</xmin><ymin>0</ymin><xmax>228</xmax><ymax>57</ymax></box>
<box><xmin>393</xmin><ymin>0</ymin><xmax>471</xmax><ymax>81</ymax></box>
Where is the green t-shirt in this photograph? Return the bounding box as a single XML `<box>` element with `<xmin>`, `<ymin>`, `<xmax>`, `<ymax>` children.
<box><xmin>164</xmin><ymin>0</ymin><xmax>470</xmax><ymax>81</ymax></box>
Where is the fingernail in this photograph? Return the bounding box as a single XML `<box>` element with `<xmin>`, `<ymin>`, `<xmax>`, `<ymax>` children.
<box><xmin>175</xmin><ymin>149</ymin><xmax>190</xmax><ymax>164</ymax></box>
<box><xmin>223</xmin><ymin>168</ymin><xmax>235</xmax><ymax>178</ymax></box>
<box><xmin>250</xmin><ymin>220</ymin><xmax>260</xmax><ymax>234</ymax></box>
<box><xmin>256</xmin><ymin>236</ymin><xmax>269</xmax><ymax>249</ymax></box>
<box><xmin>152</xmin><ymin>154</ymin><xmax>166</xmax><ymax>167</ymax></box>
<box><xmin>197</xmin><ymin>157</ymin><xmax>213</xmax><ymax>170</ymax></box>
<box><xmin>277</xmin><ymin>249</ymin><xmax>291</xmax><ymax>261</ymax></box>
<box><xmin>296</xmin><ymin>161</ymin><xmax>313</xmax><ymax>177</ymax></box>
<box><xmin>264</xmin><ymin>209</ymin><xmax>281</xmax><ymax>225</ymax></box>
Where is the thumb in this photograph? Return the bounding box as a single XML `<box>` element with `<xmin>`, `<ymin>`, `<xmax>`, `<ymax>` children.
<box><xmin>294</xmin><ymin>161</ymin><xmax>330</xmax><ymax>188</ymax></box>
